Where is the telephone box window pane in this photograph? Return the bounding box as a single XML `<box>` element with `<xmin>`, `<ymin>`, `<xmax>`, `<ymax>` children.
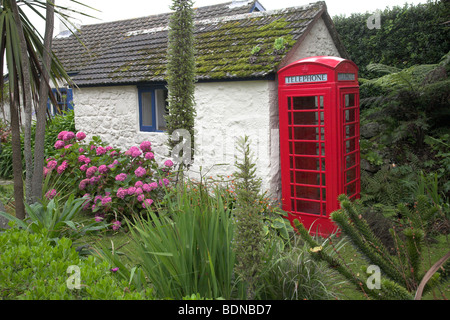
<box><xmin>322</xmin><ymin>188</ymin><xmax>326</xmax><ymax>200</ymax></box>
<box><xmin>293</xmin><ymin>157</ymin><xmax>320</xmax><ymax>171</ymax></box>
<box><xmin>320</xmin><ymin>127</ymin><xmax>325</xmax><ymax>140</ymax></box>
<box><xmin>288</xmin><ymin>97</ymin><xmax>292</xmax><ymax>110</ymax></box>
<box><xmin>295</xmin><ymin>186</ymin><xmax>321</xmax><ymax>200</ymax></box>
<box><xmin>319</xmin><ymin>96</ymin><xmax>324</xmax><ymax>109</ymax></box>
<box><xmin>141</xmin><ymin>92</ymin><xmax>153</xmax><ymax>126</ymax></box>
<box><xmin>346</xmin><ymin>167</ymin><xmax>356</xmax><ymax>183</ymax></box>
<box><xmin>345</xmin><ymin>109</ymin><xmax>356</xmax><ymax>123</ymax></box>
<box><xmin>345</xmin><ymin>124</ymin><xmax>356</xmax><ymax>138</ymax></box>
<box><xmin>293</xmin><ymin>96</ymin><xmax>317</xmax><ymax>110</ymax></box>
<box><xmin>291</xmin><ymin>127</ymin><xmax>318</xmax><ymax>141</ymax></box>
<box><xmin>346</xmin><ymin>153</ymin><xmax>356</xmax><ymax>168</ymax></box>
<box><xmin>346</xmin><ymin>138</ymin><xmax>356</xmax><ymax>154</ymax></box>
<box><xmin>292</xmin><ymin>142</ymin><xmax>320</xmax><ymax>155</ymax></box>
<box><xmin>345</xmin><ymin>94</ymin><xmax>355</xmax><ymax>107</ymax></box>
<box><xmin>346</xmin><ymin>182</ymin><xmax>356</xmax><ymax>196</ymax></box>
<box><xmin>296</xmin><ymin>200</ymin><xmax>321</xmax><ymax>215</ymax></box>
<box><xmin>288</xmin><ymin>112</ymin><xmax>292</xmax><ymax>125</ymax></box>
<box><xmin>293</xmin><ymin>111</ymin><xmax>318</xmax><ymax>125</ymax></box>
<box><xmin>295</xmin><ymin>171</ymin><xmax>321</xmax><ymax>186</ymax></box>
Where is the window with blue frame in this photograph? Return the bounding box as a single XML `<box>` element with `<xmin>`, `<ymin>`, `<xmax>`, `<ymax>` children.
<box><xmin>138</xmin><ymin>86</ymin><xmax>168</xmax><ymax>132</ymax></box>
<box><xmin>48</xmin><ymin>87</ymin><xmax>73</xmax><ymax>116</ymax></box>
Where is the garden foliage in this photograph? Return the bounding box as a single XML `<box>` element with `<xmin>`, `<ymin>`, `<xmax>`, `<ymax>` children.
<box><xmin>0</xmin><ymin>226</ymin><xmax>153</xmax><ymax>299</ymax></box>
<box><xmin>333</xmin><ymin>1</ymin><xmax>449</xmax><ymax>78</ymax></box>
<box><xmin>296</xmin><ymin>194</ymin><xmax>450</xmax><ymax>300</ymax></box>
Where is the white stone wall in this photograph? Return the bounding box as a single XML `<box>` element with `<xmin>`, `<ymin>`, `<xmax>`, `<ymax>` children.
<box><xmin>289</xmin><ymin>17</ymin><xmax>340</xmax><ymax>61</ymax></box>
<box><xmin>190</xmin><ymin>80</ymin><xmax>276</xmax><ymax>196</ymax></box>
<box><xmin>73</xmin><ymin>85</ymin><xmax>169</xmax><ymax>162</ymax></box>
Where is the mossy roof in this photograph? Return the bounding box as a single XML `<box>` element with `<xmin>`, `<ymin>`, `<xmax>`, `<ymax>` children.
<box><xmin>53</xmin><ymin>1</ymin><xmax>345</xmax><ymax>86</ymax></box>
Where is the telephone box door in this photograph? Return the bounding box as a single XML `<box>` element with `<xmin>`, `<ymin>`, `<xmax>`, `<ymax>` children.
<box><xmin>279</xmin><ymin>89</ymin><xmax>336</xmax><ymax>236</ymax></box>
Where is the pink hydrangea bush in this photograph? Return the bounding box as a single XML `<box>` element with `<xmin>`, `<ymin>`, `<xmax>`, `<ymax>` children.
<box><xmin>44</xmin><ymin>132</ymin><xmax>173</xmax><ymax>222</ymax></box>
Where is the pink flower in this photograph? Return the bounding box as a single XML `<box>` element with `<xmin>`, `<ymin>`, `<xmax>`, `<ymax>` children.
<box><xmin>57</xmin><ymin>131</ymin><xmax>68</xmax><ymax>140</ymax></box>
<box><xmin>143</xmin><ymin>182</ymin><xmax>158</xmax><ymax>192</ymax></box>
<box><xmin>101</xmin><ymin>196</ymin><xmax>112</xmax><ymax>206</ymax></box>
<box><xmin>57</xmin><ymin>161</ymin><xmax>68</xmax><ymax>174</ymax></box>
<box><xmin>95</xmin><ymin>215</ymin><xmax>103</xmax><ymax>222</ymax></box>
<box><xmin>98</xmin><ymin>165</ymin><xmax>109</xmax><ymax>174</ymax></box>
<box><xmin>126</xmin><ymin>146</ymin><xmax>142</xmax><ymax>158</ymax></box>
<box><xmin>64</xmin><ymin>144</ymin><xmax>73</xmax><ymax>149</ymax></box>
<box><xmin>43</xmin><ymin>167</ymin><xmax>49</xmax><ymax>177</ymax></box>
<box><xmin>110</xmin><ymin>267</ymin><xmax>119</xmax><ymax>272</ymax></box>
<box><xmin>78</xmin><ymin>148</ymin><xmax>85</xmax><ymax>153</ymax></box>
<box><xmin>47</xmin><ymin>160</ymin><xmax>58</xmax><ymax>170</ymax></box>
<box><xmin>76</xmin><ymin>131</ymin><xmax>86</xmax><ymax>141</ymax></box>
<box><xmin>115</xmin><ymin>173</ymin><xmax>127</xmax><ymax>182</ymax></box>
<box><xmin>116</xmin><ymin>187</ymin><xmax>127</xmax><ymax>199</ymax></box>
<box><xmin>137</xmin><ymin>194</ymin><xmax>145</xmax><ymax>202</ymax></box>
<box><xmin>96</xmin><ymin>146</ymin><xmax>106</xmax><ymax>156</ymax></box>
<box><xmin>142</xmin><ymin>198</ymin><xmax>154</xmax><ymax>208</ymax></box>
<box><xmin>79</xmin><ymin>179</ymin><xmax>90</xmax><ymax>190</ymax></box>
<box><xmin>135</xmin><ymin>187</ymin><xmax>143</xmax><ymax>195</ymax></box>
<box><xmin>80</xmin><ymin>164</ymin><xmax>88</xmax><ymax>172</ymax></box>
<box><xmin>127</xmin><ymin>187</ymin><xmax>137</xmax><ymax>195</ymax></box>
<box><xmin>54</xmin><ymin>140</ymin><xmax>65</xmax><ymax>149</ymax></box>
<box><xmin>140</xmin><ymin>141</ymin><xmax>152</xmax><ymax>152</ymax></box>
<box><xmin>135</xmin><ymin>166</ymin><xmax>146</xmax><ymax>178</ymax></box>
<box><xmin>86</xmin><ymin>166</ymin><xmax>98</xmax><ymax>178</ymax></box>
<box><xmin>105</xmin><ymin>146</ymin><xmax>113</xmax><ymax>151</ymax></box>
<box><xmin>135</xmin><ymin>181</ymin><xmax>144</xmax><ymax>188</ymax></box>
<box><xmin>164</xmin><ymin>159</ymin><xmax>174</xmax><ymax>167</ymax></box>
<box><xmin>45</xmin><ymin>189</ymin><xmax>57</xmax><ymax>199</ymax></box>
<box><xmin>109</xmin><ymin>150</ymin><xmax>118</xmax><ymax>157</ymax></box>
<box><xmin>90</xmin><ymin>176</ymin><xmax>101</xmax><ymax>185</ymax></box>
<box><xmin>63</xmin><ymin>131</ymin><xmax>75</xmax><ymax>141</ymax></box>
<box><xmin>78</xmin><ymin>155</ymin><xmax>87</xmax><ymax>163</ymax></box>
<box><xmin>144</xmin><ymin>152</ymin><xmax>154</xmax><ymax>160</ymax></box>
<box><xmin>112</xmin><ymin>220</ymin><xmax>121</xmax><ymax>231</ymax></box>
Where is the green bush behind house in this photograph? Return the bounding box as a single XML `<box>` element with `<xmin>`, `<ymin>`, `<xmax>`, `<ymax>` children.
<box><xmin>333</xmin><ymin>1</ymin><xmax>449</xmax><ymax>79</ymax></box>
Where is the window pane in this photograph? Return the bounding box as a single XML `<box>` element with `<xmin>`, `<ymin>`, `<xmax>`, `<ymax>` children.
<box><xmin>290</xmin><ymin>142</ymin><xmax>320</xmax><ymax>155</ymax></box>
<box><xmin>296</xmin><ymin>200</ymin><xmax>321</xmax><ymax>215</ymax></box>
<box><xmin>156</xmin><ymin>89</ymin><xmax>168</xmax><ymax>131</ymax></box>
<box><xmin>290</xmin><ymin>127</ymin><xmax>318</xmax><ymax>141</ymax></box>
<box><xmin>345</xmin><ymin>94</ymin><xmax>355</xmax><ymax>107</ymax></box>
<box><xmin>292</xmin><ymin>157</ymin><xmax>320</xmax><ymax>171</ymax></box>
<box><xmin>293</xmin><ymin>171</ymin><xmax>321</xmax><ymax>186</ymax></box>
<box><xmin>293</xmin><ymin>96</ymin><xmax>317</xmax><ymax>110</ymax></box>
<box><xmin>345</xmin><ymin>109</ymin><xmax>356</xmax><ymax>123</ymax></box>
<box><xmin>141</xmin><ymin>92</ymin><xmax>152</xmax><ymax>126</ymax></box>
<box><xmin>293</xmin><ymin>111</ymin><xmax>318</xmax><ymax>125</ymax></box>
<box><xmin>294</xmin><ymin>186</ymin><xmax>321</xmax><ymax>200</ymax></box>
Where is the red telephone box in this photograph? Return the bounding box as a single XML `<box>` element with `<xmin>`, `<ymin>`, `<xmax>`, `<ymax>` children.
<box><xmin>278</xmin><ymin>56</ymin><xmax>360</xmax><ymax>237</ymax></box>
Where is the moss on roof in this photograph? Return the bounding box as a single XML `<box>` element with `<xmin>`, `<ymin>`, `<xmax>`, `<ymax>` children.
<box><xmin>55</xmin><ymin>1</ymin><xmax>327</xmax><ymax>86</ymax></box>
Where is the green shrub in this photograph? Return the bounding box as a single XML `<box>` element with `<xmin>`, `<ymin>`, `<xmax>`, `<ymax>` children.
<box><xmin>125</xmin><ymin>180</ymin><xmax>235</xmax><ymax>299</ymax></box>
<box><xmin>0</xmin><ymin>226</ymin><xmax>153</xmax><ymax>300</ymax></box>
<box><xmin>0</xmin><ymin>193</ymin><xmax>109</xmax><ymax>251</ymax></box>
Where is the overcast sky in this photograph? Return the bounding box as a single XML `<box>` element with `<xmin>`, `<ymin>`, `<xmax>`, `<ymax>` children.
<box><xmin>24</xmin><ymin>0</ymin><xmax>429</xmax><ymax>36</ymax></box>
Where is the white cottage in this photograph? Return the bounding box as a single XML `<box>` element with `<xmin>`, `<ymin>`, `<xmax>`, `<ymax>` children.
<box><xmin>52</xmin><ymin>0</ymin><xmax>348</xmax><ymax>198</ymax></box>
